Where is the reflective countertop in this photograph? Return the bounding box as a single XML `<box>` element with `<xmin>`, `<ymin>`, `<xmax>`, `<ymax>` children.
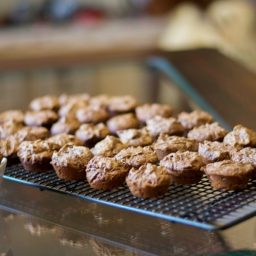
<box><xmin>0</xmin><ymin>59</ymin><xmax>255</xmax><ymax>255</ymax></box>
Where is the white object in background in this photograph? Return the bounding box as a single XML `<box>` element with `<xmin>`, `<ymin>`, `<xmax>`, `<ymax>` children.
<box><xmin>0</xmin><ymin>158</ymin><xmax>7</xmax><ymax>176</ymax></box>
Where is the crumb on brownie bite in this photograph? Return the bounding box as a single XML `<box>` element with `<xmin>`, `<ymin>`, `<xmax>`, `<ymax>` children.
<box><xmin>29</xmin><ymin>95</ymin><xmax>60</xmax><ymax>111</ymax></box>
<box><xmin>154</xmin><ymin>134</ymin><xmax>198</xmax><ymax>160</ymax></box>
<box><xmin>107</xmin><ymin>113</ymin><xmax>139</xmax><ymax>134</ymax></box>
<box><xmin>115</xmin><ymin>146</ymin><xmax>158</xmax><ymax>168</ymax></box>
<box><xmin>178</xmin><ymin>110</ymin><xmax>213</xmax><ymax>130</ymax></box>
<box><xmin>51</xmin><ymin>116</ymin><xmax>80</xmax><ymax>135</ymax></box>
<box><xmin>223</xmin><ymin>124</ymin><xmax>256</xmax><ymax>147</ymax></box>
<box><xmin>187</xmin><ymin>122</ymin><xmax>227</xmax><ymax>142</ymax></box>
<box><xmin>198</xmin><ymin>141</ymin><xmax>231</xmax><ymax>163</ymax></box>
<box><xmin>126</xmin><ymin>163</ymin><xmax>171</xmax><ymax>198</ymax></box>
<box><xmin>204</xmin><ymin>160</ymin><xmax>254</xmax><ymax>190</ymax></box>
<box><xmin>91</xmin><ymin>135</ymin><xmax>126</xmax><ymax>157</ymax></box>
<box><xmin>160</xmin><ymin>151</ymin><xmax>205</xmax><ymax>184</ymax></box>
<box><xmin>86</xmin><ymin>156</ymin><xmax>129</xmax><ymax>190</ymax></box>
<box><xmin>24</xmin><ymin>110</ymin><xmax>58</xmax><ymax>127</ymax></box>
<box><xmin>75</xmin><ymin>123</ymin><xmax>110</xmax><ymax>147</ymax></box>
<box><xmin>135</xmin><ymin>103</ymin><xmax>172</xmax><ymax>123</ymax></box>
<box><xmin>146</xmin><ymin>116</ymin><xmax>184</xmax><ymax>137</ymax></box>
<box><xmin>117</xmin><ymin>128</ymin><xmax>153</xmax><ymax>147</ymax></box>
<box><xmin>51</xmin><ymin>144</ymin><xmax>93</xmax><ymax>181</ymax></box>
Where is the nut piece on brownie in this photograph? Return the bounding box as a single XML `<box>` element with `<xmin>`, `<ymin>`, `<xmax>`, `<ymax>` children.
<box><xmin>160</xmin><ymin>151</ymin><xmax>205</xmax><ymax>185</ymax></box>
<box><xmin>126</xmin><ymin>163</ymin><xmax>171</xmax><ymax>198</ymax></box>
<box><xmin>223</xmin><ymin>124</ymin><xmax>256</xmax><ymax>147</ymax></box>
<box><xmin>178</xmin><ymin>110</ymin><xmax>213</xmax><ymax>130</ymax></box>
<box><xmin>204</xmin><ymin>160</ymin><xmax>254</xmax><ymax>190</ymax></box>
<box><xmin>86</xmin><ymin>156</ymin><xmax>129</xmax><ymax>190</ymax></box>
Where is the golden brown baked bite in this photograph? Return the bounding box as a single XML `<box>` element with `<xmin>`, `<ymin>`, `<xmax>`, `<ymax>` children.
<box><xmin>86</xmin><ymin>156</ymin><xmax>129</xmax><ymax>190</ymax></box>
<box><xmin>204</xmin><ymin>160</ymin><xmax>254</xmax><ymax>190</ymax></box>
<box><xmin>51</xmin><ymin>144</ymin><xmax>93</xmax><ymax>181</ymax></box>
<box><xmin>126</xmin><ymin>163</ymin><xmax>171</xmax><ymax>198</ymax></box>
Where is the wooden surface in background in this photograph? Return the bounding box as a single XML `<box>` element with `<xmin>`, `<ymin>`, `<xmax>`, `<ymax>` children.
<box><xmin>164</xmin><ymin>49</ymin><xmax>256</xmax><ymax>129</ymax></box>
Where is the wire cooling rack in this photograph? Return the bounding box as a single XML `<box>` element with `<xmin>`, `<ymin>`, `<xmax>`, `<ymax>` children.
<box><xmin>3</xmin><ymin>163</ymin><xmax>256</xmax><ymax>230</ymax></box>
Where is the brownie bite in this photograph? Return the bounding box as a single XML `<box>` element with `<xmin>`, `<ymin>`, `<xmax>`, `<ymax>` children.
<box><xmin>108</xmin><ymin>95</ymin><xmax>138</xmax><ymax>114</ymax></box>
<box><xmin>75</xmin><ymin>123</ymin><xmax>110</xmax><ymax>147</ymax></box>
<box><xmin>17</xmin><ymin>140</ymin><xmax>59</xmax><ymax>172</ymax></box>
<box><xmin>146</xmin><ymin>116</ymin><xmax>184</xmax><ymax>137</ymax></box>
<box><xmin>126</xmin><ymin>163</ymin><xmax>171</xmax><ymax>198</ymax></box>
<box><xmin>0</xmin><ymin>135</ymin><xmax>20</xmax><ymax>161</ymax></box>
<box><xmin>29</xmin><ymin>95</ymin><xmax>60</xmax><ymax>111</ymax></box>
<box><xmin>115</xmin><ymin>146</ymin><xmax>158</xmax><ymax>168</ymax></box>
<box><xmin>76</xmin><ymin>105</ymin><xmax>109</xmax><ymax>124</ymax></box>
<box><xmin>24</xmin><ymin>110</ymin><xmax>58</xmax><ymax>127</ymax></box>
<box><xmin>0</xmin><ymin>110</ymin><xmax>24</xmax><ymax>124</ymax></box>
<box><xmin>86</xmin><ymin>156</ymin><xmax>129</xmax><ymax>190</ymax></box>
<box><xmin>231</xmin><ymin>147</ymin><xmax>256</xmax><ymax>168</ymax></box>
<box><xmin>51</xmin><ymin>144</ymin><xmax>93</xmax><ymax>181</ymax></box>
<box><xmin>16</xmin><ymin>126</ymin><xmax>49</xmax><ymax>142</ymax></box>
<box><xmin>89</xmin><ymin>94</ymin><xmax>110</xmax><ymax>108</ymax></box>
<box><xmin>59</xmin><ymin>93</ymin><xmax>90</xmax><ymax>105</ymax></box>
<box><xmin>47</xmin><ymin>134</ymin><xmax>83</xmax><ymax>150</ymax></box>
<box><xmin>107</xmin><ymin>113</ymin><xmax>139</xmax><ymax>134</ymax></box>
<box><xmin>117</xmin><ymin>128</ymin><xmax>153</xmax><ymax>147</ymax></box>
<box><xmin>135</xmin><ymin>103</ymin><xmax>172</xmax><ymax>123</ymax></box>
<box><xmin>178</xmin><ymin>110</ymin><xmax>213</xmax><ymax>130</ymax></box>
<box><xmin>204</xmin><ymin>160</ymin><xmax>254</xmax><ymax>190</ymax></box>
<box><xmin>58</xmin><ymin>100</ymin><xmax>88</xmax><ymax>118</ymax></box>
<box><xmin>223</xmin><ymin>124</ymin><xmax>256</xmax><ymax>147</ymax></box>
<box><xmin>51</xmin><ymin>116</ymin><xmax>80</xmax><ymax>135</ymax></box>
<box><xmin>91</xmin><ymin>136</ymin><xmax>125</xmax><ymax>157</ymax></box>
<box><xmin>0</xmin><ymin>120</ymin><xmax>23</xmax><ymax>139</ymax></box>
<box><xmin>160</xmin><ymin>151</ymin><xmax>205</xmax><ymax>184</ymax></box>
<box><xmin>154</xmin><ymin>134</ymin><xmax>198</xmax><ymax>160</ymax></box>
<box><xmin>187</xmin><ymin>122</ymin><xmax>227</xmax><ymax>142</ymax></box>
<box><xmin>198</xmin><ymin>141</ymin><xmax>231</xmax><ymax>163</ymax></box>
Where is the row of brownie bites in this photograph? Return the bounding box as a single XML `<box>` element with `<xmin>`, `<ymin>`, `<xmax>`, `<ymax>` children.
<box><xmin>0</xmin><ymin>94</ymin><xmax>256</xmax><ymax>198</ymax></box>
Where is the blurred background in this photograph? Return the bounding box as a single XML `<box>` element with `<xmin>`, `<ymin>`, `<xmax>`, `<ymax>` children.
<box><xmin>0</xmin><ymin>0</ymin><xmax>256</xmax><ymax>111</ymax></box>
